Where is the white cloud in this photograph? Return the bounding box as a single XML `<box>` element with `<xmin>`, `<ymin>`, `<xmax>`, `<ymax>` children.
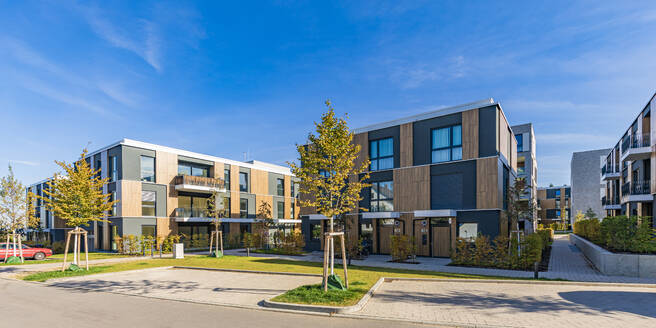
<box><xmin>7</xmin><ymin>160</ymin><xmax>39</xmax><ymax>167</ymax></box>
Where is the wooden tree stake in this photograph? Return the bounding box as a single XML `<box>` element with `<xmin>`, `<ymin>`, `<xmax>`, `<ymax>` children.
<box><xmin>62</xmin><ymin>231</ymin><xmax>71</xmax><ymax>272</ymax></box>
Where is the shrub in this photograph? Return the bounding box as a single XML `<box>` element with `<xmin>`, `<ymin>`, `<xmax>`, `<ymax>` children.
<box><xmin>451</xmin><ymin>238</ymin><xmax>472</xmax><ymax>265</ymax></box>
<box><xmin>491</xmin><ymin>235</ymin><xmax>510</xmax><ymax>269</ymax></box>
<box><xmin>390</xmin><ymin>235</ymin><xmax>414</xmax><ymax>262</ymax></box>
<box><xmin>51</xmin><ymin>241</ymin><xmax>66</xmax><ymax>254</ymax></box>
<box><xmin>536</xmin><ymin>228</ymin><xmax>553</xmax><ymax>246</ymax></box>
<box><xmin>451</xmin><ymin>232</ymin><xmax>548</xmax><ymax>270</ymax></box>
<box><xmin>472</xmin><ymin>235</ymin><xmax>492</xmax><ymax>267</ymax></box>
<box><xmin>575</xmin><ymin>216</ymin><xmax>656</xmax><ymax>254</ymax></box>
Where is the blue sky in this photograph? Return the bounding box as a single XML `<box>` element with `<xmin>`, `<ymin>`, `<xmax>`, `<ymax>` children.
<box><xmin>1</xmin><ymin>1</ymin><xmax>656</xmax><ymax>187</ymax></box>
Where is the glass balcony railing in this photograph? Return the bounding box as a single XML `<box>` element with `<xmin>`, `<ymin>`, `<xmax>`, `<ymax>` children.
<box><xmin>175</xmin><ymin>207</ymin><xmax>208</xmax><ymax>218</ymax></box>
<box><xmin>174</xmin><ymin>175</ymin><xmax>225</xmax><ymax>189</ymax></box>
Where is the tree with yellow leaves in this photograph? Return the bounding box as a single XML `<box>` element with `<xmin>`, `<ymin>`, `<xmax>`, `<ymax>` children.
<box><xmin>41</xmin><ymin>149</ymin><xmax>118</xmax><ymax>270</ymax></box>
<box><xmin>0</xmin><ymin>165</ymin><xmax>39</xmax><ymax>263</ymax></box>
<box><xmin>207</xmin><ymin>186</ymin><xmax>226</xmax><ymax>257</ymax></box>
<box><xmin>288</xmin><ymin>100</ymin><xmax>370</xmax><ymax>290</ymax></box>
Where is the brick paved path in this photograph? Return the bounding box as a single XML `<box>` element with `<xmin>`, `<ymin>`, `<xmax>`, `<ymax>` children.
<box><xmin>357</xmin><ymin>279</ymin><xmax>656</xmax><ymax>328</ymax></box>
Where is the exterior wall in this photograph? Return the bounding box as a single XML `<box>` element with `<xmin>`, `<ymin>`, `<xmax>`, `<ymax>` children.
<box><xmin>537</xmin><ymin>186</ymin><xmax>571</xmax><ymax>226</ymax></box>
<box><xmin>511</xmin><ymin>123</ymin><xmax>538</xmax><ymax>232</ymax></box>
<box><xmin>571</xmin><ymin>149</ymin><xmax>610</xmax><ymax>221</ymax></box>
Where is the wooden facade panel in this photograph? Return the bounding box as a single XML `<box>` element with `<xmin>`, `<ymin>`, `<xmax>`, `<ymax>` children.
<box><xmin>255</xmin><ymin>195</ymin><xmax>273</xmax><ymax>218</ymax></box>
<box><xmin>462</xmin><ymin>109</ymin><xmax>479</xmax><ymax>160</ymax></box>
<box><xmin>157</xmin><ymin>217</ymin><xmax>176</xmax><ymax>238</ymax></box>
<box><xmin>284</xmin><ymin>176</ymin><xmax>291</xmax><ymax>218</ymax></box>
<box><xmin>353</xmin><ymin>132</ymin><xmax>369</xmax><ymax>170</ymax></box>
<box><xmin>476</xmin><ymin>157</ymin><xmax>499</xmax><ymax>209</ymax></box>
<box><xmin>156</xmin><ymin>151</ymin><xmax>178</xmax><ymax>217</ymax></box>
<box><xmin>400</xmin><ymin>123</ymin><xmax>413</xmax><ymax>167</ymax></box>
<box><xmin>393</xmin><ymin>166</ymin><xmax>430</xmax><ymax>211</ymax></box>
<box><xmin>212</xmin><ymin>162</ymin><xmax>224</xmax><ymax>181</ymax></box>
<box><xmin>251</xmin><ymin>169</ymin><xmax>268</xmax><ymax>196</ymax></box>
<box><xmin>118</xmin><ymin>180</ymin><xmax>142</xmax><ymax>217</ymax></box>
<box><xmin>652</xmin><ymin>152</ymin><xmax>656</xmax><ymax>194</ymax></box>
<box><xmin>230</xmin><ymin>191</ymin><xmax>240</xmax><ymax>218</ymax></box>
<box><xmin>230</xmin><ymin>165</ymin><xmax>240</xmax><ymax>192</ymax></box>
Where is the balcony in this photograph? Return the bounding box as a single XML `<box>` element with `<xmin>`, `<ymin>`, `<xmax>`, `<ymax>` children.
<box><xmin>602</xmin><ymin>196</ymin><xmax>621</xmax><ymax>210</ymax></box>
<box><xmin>621</xmin><ymin>133</ymin><xmax>651</xmax><ymax>162</ymax></box>
<box><xmin>621</xmin><ymin>180</ymin><xmax>652</xmax><ymax>203</ymax></box>
<box><xmin>175</xmin><ymin>207</ymin><xmax>208</xmax><ymax>218</ymax></box>
<box><xmin>601</xmin><ymin>164</ymin><xmax>620</xmax><ymax>180</ymax></box>
<box><xmin>174</xmin><ymin>175</ymin><xmax>226</xmax><ymax>193</ymax></box>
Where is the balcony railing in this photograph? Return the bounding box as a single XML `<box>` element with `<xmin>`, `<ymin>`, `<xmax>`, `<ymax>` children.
<box><xmin>175</xmin><ymin>207</ymin><xmax>208</xmax><ymax>218</ymax></box>
<box><xmin>174</xmin><ymin>175</ymin><xmax>225</xmax><ymax>190</ymax></box>
<box><xmin>601</xmin><ymin>164</ymin><xmax>620</xmax><ymax>175</ymax></box>
<box><xmin>601</xmin><ymin>196</ymin><xmax>620</xmax><ymax>206</ymax></box>
<box><xmin>622</xmin><ymin>180</ymin><xmax>650</xmax><ymax>196</ymax></box>
<box><xmin>622</xmin><ymin>133</ymin><xmax>650</xmax><ymax>154</ymax></box>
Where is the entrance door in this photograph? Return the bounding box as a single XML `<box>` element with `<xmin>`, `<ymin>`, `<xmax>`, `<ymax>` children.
<box><xmin>378</xmin><ymin>225</ymin><xmax>394</xmax><ymax>254</ymax></box>
<box><xmin>97</xmin><ymin>223</ymin><xmax>104</xmax><ymax>251</ymax></box>
<box><xmin>431</xmin><ymin>226</ymin><xmax>451</xmax><ymax>257</ymax></box>
<box><xmin>414</xmin><ymin>220</ymin><xmax>430</xmax><ymax>257</ymax></box>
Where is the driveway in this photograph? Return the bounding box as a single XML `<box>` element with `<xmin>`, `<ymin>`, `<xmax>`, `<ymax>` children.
<box><xmin>356</xmin><ymin>279</ymin><xmax>656</xmax><ymax>328</ymax></box>
<box><xmin>47</xmin><ymin>267</ymin><xmax>320</xmax><ymax>307</ymax></box>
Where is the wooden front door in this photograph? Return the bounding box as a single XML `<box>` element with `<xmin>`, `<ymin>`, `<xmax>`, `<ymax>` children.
<box><xmin>414</xmin><ymin>220</ymin><xmax>430</xmax><ymax>257</ymax></box>
<box><xmin>378</xmin><ymin>225</ymin><xmax>394</xmax><ymax>254</ymax></box>
<box><xmin>432</xmin><ymin>226</ymin><xmax>451</xmax><ymax>257</ymax></box>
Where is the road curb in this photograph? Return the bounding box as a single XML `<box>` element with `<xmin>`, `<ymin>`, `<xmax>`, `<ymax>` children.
<box><xmin>172</xmin><ymin>266</ymin><xmax>321</xmax><ymax>277</ymax></box>
<box><xmin>382</xmin><ymin>277</ymin><xmax>656</xmax><ymax>288</ymax></box>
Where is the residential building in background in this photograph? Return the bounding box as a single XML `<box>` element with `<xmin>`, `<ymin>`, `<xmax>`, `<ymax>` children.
<box><xmin>511</xmin><ymin>123</ymin><xmax>538</xmax><ymax>233</ymax></box>
<box><xmin>601</xmin><ymin>93</ymin><xmax>655</xmax><ymax>221</ymax></box>
<box><xmin>301</xmin><ymin>98</ymin><xmax>519</xmax><ymax>257</ymax></box>
<box><xmin>28</xmin><ymin>139</ymin><xmax>300</xmax><ymax>250</ymax></box>
<box><xmin>571</xmin><ymin>148</ymin><xmax>610</xmax><ymax>220</ymax></box>
<box><xmin>537</xmin><ymin>185</ymin><xmax>571</xmax><ymax>226</ymax></box>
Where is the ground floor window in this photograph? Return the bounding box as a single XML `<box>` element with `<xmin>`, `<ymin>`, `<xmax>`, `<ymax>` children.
<box><xmin>141</xmin><ymin>225</ymin><xmax>156</xmax><ymax>237</ymax></box>
<box><xmin>458</xmin><ymin>223</ymin><xmax>477</xmax><ymax>241</ymax></box>
<box><xmin>310</xmin><ymin>223</ymin><xmax>322</xmax><ymax>240</ymax></box>
<box><xmin>178</xmin><ymin>224</ymin><xmax>210</xmax><ymax>249</ymax></box>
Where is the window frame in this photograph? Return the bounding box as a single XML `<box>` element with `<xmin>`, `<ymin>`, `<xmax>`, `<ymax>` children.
<box><xmin>109</xmin><ymin>156</ymin><xmax>117</xmax><ymax>182</ymax></box>
<box><xmin>224</xmin><ymin>169</ymin><xmax>231</xmax><ymax>190</ymax></box>
<box><xmin>369</xmin><ymin>137</ymin><xmax>394</xmax><ymax>171</ymax></box>
<box><xmin>276</xmin><ymin>178</ymin><xmax>284</xmax><ymax>196</ymax></box>
<box><xmin>239</xmin><ymin>198</ymin><xmax>248</xmax><ymax>218</ymax></box>
<box><xmin>140</xmin><ymin>156</ymin><xmax>156</xmax><ymax>182</ymax></box>
<box><xmin>141</xmin><ymin>190</ymin><xmax>156</xmax><ymax>217</ymax></box>
<box><xmin>516</xmin><ymin>134</ymin><xmax>523</xmax><ymax>152</ymax></box>
<box><xmin>239</xmin><ymin>172</ymin><xmax>248</xmax><ymax>192</ymax></box>
<box><xmin>370</xmin><ymin>181</ymin><xmax>394</xmax><ymax>212</ymax></box>
<box><xmin>431</xmin><ymin>124</ymin><xmax>462</xmax><ymax>163</ymax></box>
<box><xmin>277</xmin><ymin>201</ymin><xmax>284</xmax><ymax>219</ymax></box>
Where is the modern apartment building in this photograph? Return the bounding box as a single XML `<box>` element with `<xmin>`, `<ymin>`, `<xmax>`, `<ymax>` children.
<box><xmin>28</xmin><ymin>139</ymin><xmax>300</xmax><ymax>250</ymax></box>
<box><xmin>511</xmin><ymin>123</ymin><xmax>538</xmax><ymax>233</ymax></box>
<box><xmin>602</xmin><ymin>92</ymin><xmax>656</xmax><ymax>221</ymax></box>
<box><xmin>536</xmin><ymin>185</ymin><xmax>571</xmax><ymax>226</ymax></box>
<box><xmin>571</xmin><ymin>148</ymin><xmax>610</xmax><ymax>220</ymax></box>
<box><xmin>301</xmin><ymin>98</ymin><xmax>519</xmax><ymax>257</ymax></box>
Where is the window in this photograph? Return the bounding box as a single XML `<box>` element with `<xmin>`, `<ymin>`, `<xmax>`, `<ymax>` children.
<box><xmin>110</xmin><ymin>191</ymin><xmax>117</xmax><ymax>216</ymax></box>
<box><xmin>277</xmin><ymin>201</ymin><xmax>284</xmax><ymax>219</ymax></box>
<box><xmin>555</xmin><ymin>189</ymin><xmax>561</xmax><ymax>197</ymax></box>
<box><xmin>239</xmin><ymin>172</ymin><xmax>248</xmax><ymax>192</ymax></box>
<box><xmin>459</xmin><ymin>223</ymin><xmax>477</xmax><ymax>241</ymax></box>
<box><xmin>177</xmin><ymin>195</ymin><xmax>210</xmax><ymax>217</ymax></box>
<box><xmin>109</xmin><ymin>156</ymin><xmax>117</xmax><ymax>182</ymax></box>
<box><xmin>370</xmin><ymin>181</ymin><xmax>393</xmax><ymax>212</ymax></box>
<box><xmin>223</xmin><ymin>196</ymin><xmax>231</xmax><ymax>217</ymax></box>
<box><xmin>516</xmin><ymin>134</ymin><xmax>524</xmax><ymax>152</ymax></box>
<box><xmin>141</xmin><ymin>191</ymin><xmax>156</xmax><ymax>217</ymax></box>
<box><xmin>140</xmin><ymin>156</ymin><xmax>155</xmax><ymax>182</ymax></box>
<box><xmin>95</xmin><ymin>159</ymin><xmax>102</xmax><ymax>178</ymax></box>
<box><xmin>556</xmin><ymin>210</ymin><xmax>561</xmax><ymax>218</ymax></box>
<box><xmin>240</xmin><ymin>198</ymin><xmax>248</xmax><ymax>218</ymax></box>
<box><xmin>291</xmin><ymin>180</ymin><xmax>296</xmax><ymax>198</ymax></box>
<box><xmin>290</xmin><ymin>200</ymin><xmax>295</xmax><ymax>219</ymax></box>
<box><xmin>555</xmin><ymin>199</ymin><xmax>561</xmax><ymax>208</ymax></box>
<box><xmin>178</xmin><ymin>162</ymin><xmax>209</xmax><ymax>177</ymax></box>
<box><xmin>141</xmin><ymin>225</ymin><xmax>156</xmax><ymax>237</ymax></box>
<box><xmin>517</xmin><ymin>156</ymin><xmax>526</xmax><ymax>175</ymax></box>
<box><xmin>370</xmin><ymin>138</ymin><xmax>394</xmax><ymax>171</ymax></box>
<box><xmin>224</xmin><ymin>169</ymin><xmax>231</xmax><ymax>190</ymax></box>
<box><xmin>276</xmin><ymin>178</ymin><xmax>284</xmax><ymax>196</ymax></box>
<box><xmin>310</xmin><ymin>223</ymin><xmax>321</xmax><ymax>240</ymax></box>
<box><xmin>431</xmin><ymin>125</ymin><xmax>462</xmax><ymax>163</ymax></box>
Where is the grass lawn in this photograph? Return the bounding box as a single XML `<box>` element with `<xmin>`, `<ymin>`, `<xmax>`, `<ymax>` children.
<box><xmin>21</xmin><ymin>255</ymin><xmax>540</xmax><ymax>306</ymax></box>
<box><xmin>0</xmin><ymin>252</ymin><xmax>134</xmax><ymax>266</ymax></box>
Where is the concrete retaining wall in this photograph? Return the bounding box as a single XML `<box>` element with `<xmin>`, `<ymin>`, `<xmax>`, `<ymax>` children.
<box><xmin>569</xmin><ymin>234</ymin><xmax>656</xmax><ymax>278</ymax></box>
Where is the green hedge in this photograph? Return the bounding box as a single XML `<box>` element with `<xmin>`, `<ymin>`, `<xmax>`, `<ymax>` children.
<box><xmin>451</xmin><ymin>232</ymin><xmax>550</xmax><ymax>270</ymax></box>
<box><xmin>574</xmin><ymin>216</ymin><xmax>656</xmax><ymax>254</ymax></box>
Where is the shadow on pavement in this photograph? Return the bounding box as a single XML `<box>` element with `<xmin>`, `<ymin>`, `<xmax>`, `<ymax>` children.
<box><xmin>559</xmin><ymin>291</ymin><xmax>656</xmax><ymax>318</ymax></box>
<box><xmin>50</xmin><ymin>279</ymin><xmax>200</xmax><ymax>295</ymax></box>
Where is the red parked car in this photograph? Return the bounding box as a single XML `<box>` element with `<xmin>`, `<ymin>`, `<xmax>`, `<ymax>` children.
<box><xmin>0</xmin><ymin>243</ymin><xmax>53</xmax><ymax>261</ymax></box>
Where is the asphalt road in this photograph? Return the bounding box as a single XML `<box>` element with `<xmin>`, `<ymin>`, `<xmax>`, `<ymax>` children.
<box><xmin>0</xmin><ymin>278</ymin><xmax>431</xmax><ymax>328</ymax></box>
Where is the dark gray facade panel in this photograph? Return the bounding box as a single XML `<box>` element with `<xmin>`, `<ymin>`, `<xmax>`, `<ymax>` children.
<box><xmin>177</xmin><ymin>155</ymin><xmax>214</xmax><ymax>167</ymax></box>
<box><xmin>121</xmin><ymin>145</ymin><xmax>156</xmax><ymax>181</ymax></box>
<box><xmin>456</xmin><ymin>210</ymin><xmax>500</xmax><ymax>238</ymax></box>
<box><xmin>107</xmin><ymin>146</ymin><xmax>122</xmax><ymax>180</ymax></box>
<box><xmin>107</xmin><ymin>182</ymin><xmax>117</xmax><ymax>193</ymax></box>
<box><xmin>413</xmin><ymin>112</ymin><xmax>462</xmax><ymax>166</ymax></box>
<box><xmin>141</xmin><ymin>183</ymin><xmax>167</xmax><ymax>217</ymax></box>
<box><xmin>430</xmin><ymin>160</ymin><xmax>477</xmax><ymax>210</ymax></box>
<box><xmin>478</xmin><ymin>105</ymin><xmax>498</xmax><ymax>157</ymax></box>
<box><xmin>93</xmin><ymin>153</ymin><xmax>101</xmax><ymax>171</ymax></box>
<box><xmin>368</xmin><ymin>125</ymin><xmax>401</xmax><ymax>169</ymax></box>
<box><xmin>359</xmin><ymin>170</ymin><xmax>394</xmax><ymax>210</ymax></box>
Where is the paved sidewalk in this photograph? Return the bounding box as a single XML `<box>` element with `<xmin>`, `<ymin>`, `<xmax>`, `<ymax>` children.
<box><xmin>356</xmin><ymin>279</ymin><xmax>656</xmax><ymax>328</ymax></box>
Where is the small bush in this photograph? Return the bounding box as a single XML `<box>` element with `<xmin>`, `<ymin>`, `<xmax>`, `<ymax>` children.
<box><xmin>451</xmin><ymin>232</ymin><xmax>548</xmax><ymax>270</ymax></box>
<box><xmin>575</xmin><ymin>216</ymin><xmax>656</xmax><ymax>254</ymax></box>
<box><xmin>390</xmin><ymin>235</ymin><xmax>415</xmax><ymax>262</ymax></box>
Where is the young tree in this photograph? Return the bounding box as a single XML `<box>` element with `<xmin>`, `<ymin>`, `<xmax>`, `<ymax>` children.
<box><xmin>207</xmin><ymin>187</ymin><xmax>226</xmax><ymax>257</ymax></box>
<box><xmin>41</xmin><ymin>149</ymin><xmax>118</xmax><ymax>269</ymax></box>
<box><xmin>584</xmin><ymin>208</ymin><xmax>597</xmax><ymax>220</ymax></box>
<box><xmin>288</xmin><ymin>100</ymin><xmax>370</xmax><ymax>288</ymax></box>
<box><xmin>0</xmin><ymin>165</ymin><xmax>39</xmax><ymax>263</ymax></box>
<box><xmin>507</xmin><ymin>177</ymin><xmax>535</xmax><ymax>253</ymax></box>
<box><xmin>255</xmin><ymin>201</ymin><xmax>274</xmax><ymax>248</ymax></box>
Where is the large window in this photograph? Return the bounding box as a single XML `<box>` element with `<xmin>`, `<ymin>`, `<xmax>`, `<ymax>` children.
<box><xmin>290</xmin><ymin>200</ymin><xmax>295</xmax><ymax>219</ymax></box>
<box><xmin>291</xmin><ymin>180</ymin><xmax>296</xmax><ymax>198</ymax></box>
<box><xmin>239</xmin><ymin>172</ymin><xmax>248</xmax><ymax>192</ymax></box>
<box><xmin>109</xmin><ymin>156</ymin><xmax>117</xmax><ymax>182</ymax></box>
<box><xmin>517</xmin><ymin>156</ymin><xmax>526</xmax><ymax>175</ymax></box>
<box><xmin>370</xmin><ymin>181</ymin><xmax>393</xmax><ymax>212</ymax></box>
<box><xmin>276</xmin><ymin>178</ymin><xmax>284</xmax><ymax>196</ymax></box>
<box><xmin>240</xmin><ymin>198</ymin><xmax>248</xmax><ymax>218</ymax></box>
<box><xmin>95</xmin><ymin>158</ymin><xmax>102</xmax><ymax>178</ymax></box>
<box><xmin>177</xmin><ymin>195</ymin><xmax>209</xmax><ymax>217</ymax></box>
<box><xmin>140</xmin><ymin>156</ymin><xmax>155</xmax><ymax>182</ymax></box>
<box><xmin>141</xmin><ymin>225</ymin><xmax>156</xmax><ymax>237</ymax></box>
<box><xmin>224</xmin><ymin>169</ymin><xmax>230</xmax><ymax>190</ymax></box>
<box><xmin>516</xmin><ymin>134</ymin><xmax>523</xmax><ymax>152</ymax></box>
<box><xmin>277</xmin><ymin>201</ymin><xmax>284</xmax><ymax>219</ymax></box>
<box><xmin>370</xmin><ymin>138</ymin><xmax>394</xmax><ymax>171</ymax></box>
<box><xmin>178</xmin><ymin>162</ymin><xmax>210</xmax><ymax>177</ymax></box>
<box><xmin>141</xmin><ymin>191</ymin><xmax>156</xmax><ymax>217</ymax></box>
<box><xmin>223</xmin><ymin>196</ymin><xmax>231</xmax><ymax>217</ymax></box>
<box><xmin>431</xmin><ymin>125</ymin><xmax>462</xmax><ymax>163</ymax></box>
<box><xmin>110</xmin><ymin>191</ymin><xmax>117</xmax><ymax>216</ymax></box>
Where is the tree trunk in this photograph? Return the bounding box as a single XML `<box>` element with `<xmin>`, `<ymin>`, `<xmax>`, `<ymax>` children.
<box><xmin>11</xmin><ymin>230</ymin><xmax>17</xmax><ymax>257</ymax></box>
<box><xmin>73</xmin><ymin>230</ymin><xmax>79</xmax><ymax>265</ymax></box>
